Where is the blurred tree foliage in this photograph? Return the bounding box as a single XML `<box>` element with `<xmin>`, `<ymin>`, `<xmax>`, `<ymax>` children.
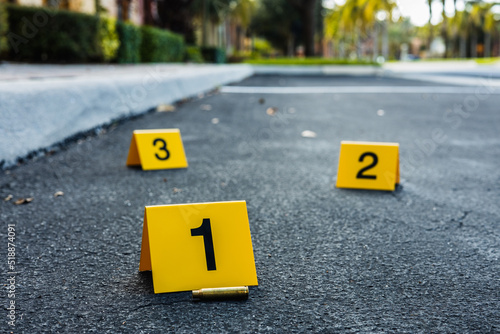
<box><xmin>285</xmin><ymin>0</ymin><xmax>318</xmax><ymax>57</ymax></box>
<box><xmin>388</xmin><ymin>18</ymin><xmax>413</xmax><ymax>59</ymax></box>
<box><xmin>250</xmin><ymin>0</ymin><xmax>323</xmax><ymax>56</ymax></box>
<box><xmin>157</xmin><ymin>0</ymin><xmax>196</xmax><ymax>43</ymax></box>
<box><xmin>156</xmin><ymin>0</ymin><xmax>251</xmax><ymax>46</ymax></box>
<box><xmin>0</xmin><ymin>1</ymin><xmax>7</xmax><ymax>54</ymax></box>
<box><xmin>250</xmin><ymin>0</ymin><xmax>300</xmax><ymax>56</ymax></box>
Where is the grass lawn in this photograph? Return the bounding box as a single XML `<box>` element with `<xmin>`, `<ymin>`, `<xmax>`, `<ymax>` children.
<box><xmin>388</xmin><ymin>57</ymin><xmax>500</xmax><ymax>65</ymax></box>
<box><xmin>244</xmin><ymin>58</ymin><xmax>379</xmax><ymax>66</ymax></box>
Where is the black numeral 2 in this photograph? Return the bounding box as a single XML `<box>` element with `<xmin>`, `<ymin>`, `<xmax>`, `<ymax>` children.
<box><xmin>153</xmin><ymin>138</ymin><xmax>170</xmax><ymax>160</ymax></box>
<box><xmin>356</xmin><ymin>152</ymin><xmax>378</xmax><ymax>180</ymax></box>
<box><xmin>191</xmin><ymin>218</ymin><xmax>216</xmax><ymax>271</ymax></box>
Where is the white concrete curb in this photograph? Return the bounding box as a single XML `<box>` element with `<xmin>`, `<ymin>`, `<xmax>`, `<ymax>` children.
<box><xmin>0</xmin><ymin>64</ymin><xmax>253</xmax><ymax>168</ymax></box>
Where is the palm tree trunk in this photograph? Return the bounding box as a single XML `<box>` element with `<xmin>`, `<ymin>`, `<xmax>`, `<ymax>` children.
<box><xmin>372</xmin><ymin>22</ymin><xmax>379</xmax><ymax>62</ymax></box>
<box><xmin>471</xmin><ymin>32</ymin><xmax>477</xmax><ymax>58</ymax></box>
<box><xmin>459</xmin><ymin>35</ymin><xmax>466</xmax><ymax>58</ymax></box>
<box><xmin>485</xmin><ymin>33</ymin><xmax>491</xmax><ymax>58</ymax></box>
<box><xmin>356</xmin><ymin>27</ymin><xmax>361</xmax><ymax>59</ymax></box>
<box><xmin>339</xmin><ymin>38</ymin><xmax>345</xmax><ymax>58</ymax></box>
<box><xmin>441</xmin><ymin>0</ymin><xmax>447</xmax><ymax>58</ymax></box>
<box><xmin>427</xmin><ymin>0</ymin><xmax>433</xmax><ymax>55</ymax></box>
<box><xmin>382</xmin><ymin>21</ymin><xmax>389</xmax><ymax>60</ymax></box>
<box><xmin>202</xmin><ymin>0</ymin><xmax>208</xmax><ymax>46</ymax></box>
<box><xmin>287</xmin><ymin>34</ymin><xmax>294</xmax><ymax>57</ymax></box>
<box><xmin>302</xmin><ymin>0</ymin><xmax>316</xmax><ymax>57</ymax></box>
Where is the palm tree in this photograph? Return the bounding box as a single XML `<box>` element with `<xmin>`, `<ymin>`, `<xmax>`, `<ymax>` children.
<box><xmin>286</xmin><ymin>0</ymin><xmax>318</xmax><ymax>57</ymax></box>
<box><xmin>338</xmin><ymin>0</ymin><xmax>365</xmax><ymax>58</ymax></box>
<box><xmin>427</xmin><ymin>0</ymin><xmax>434</xmax><ymax>55</ymax></box>
<box><xmin>191</xmin><ymin>0</ymin><xmax>233</xmax><ymax>46</ymax></box>
<box><xmin>468</xmin><ymin>2</ymin><xmax>482</xmax><ymax>58</ymax></box>
<box><xmin>481</xmin><ymin>4</ymin><xmax>495</xmax><ymax>57</ymax></box>
<box><xmin>362</xmin><ymin>0</ymin><xmax>396</xmax><ymax>61</ymax></box>
<box><xmin>324</xmin><ymin>0</ymin><xmax>396</xmax><ymax>60</ymax></box>
<box><xmin>228</xmin><ymin>0</ymin><xmax>256</xmax><ymax>52</ymax></box>
<box><xmin>449</xmin><ymin>0</ymin><xmax>458</xmax><ymax>57</ymax></box>
<box><xmin>441</xmin><ymin>0</ymin><xmax>448</xmax><ymax>58</ymax></box>
<box><xmin>458</xmin><ymin>10</ymin><xmax>469</xmax><ymax>58</ymax></box>
<box><xmin>448</xmin><ymin>8</ymin><xmax>465</xmax><ymax>58</ymax></box>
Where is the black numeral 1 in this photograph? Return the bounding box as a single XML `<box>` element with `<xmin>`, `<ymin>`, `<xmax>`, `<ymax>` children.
<box><xmin>191</xmin><ymin>218</ymin><xmax>216</xmax><ymax>271</ymax></box>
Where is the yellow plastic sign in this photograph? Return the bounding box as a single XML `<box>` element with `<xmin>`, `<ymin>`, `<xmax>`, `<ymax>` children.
<box><xmin>336</xmin><ymin>141</ymin><xmax>399</xmax><ymax>191</ymax></box>
<box><xmin>126</xmin><ymin>129</ymin><xmax>188</xmax><ymax>170</ymax></box>
<box><xmin>139</xmin><ymin>201</ymin><xmax>258</xmax><ymax>294</ymax></box>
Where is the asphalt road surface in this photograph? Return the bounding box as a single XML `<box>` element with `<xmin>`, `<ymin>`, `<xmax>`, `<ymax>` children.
<box><xmin>1</xmin><ymin>74</ymin><xmax>499</xmax><ymax>333</ymax></box>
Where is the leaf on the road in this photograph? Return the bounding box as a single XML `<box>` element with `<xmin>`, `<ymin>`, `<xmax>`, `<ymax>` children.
<box><xmin>173</xmin><ymin>187</ymin><xmax>182</xmax><ymax>194</ymax></box>
<box><xmin>156</xmin><ymin>104</ymin><xmax>176</xmax><ymax>112</ymax></box>
<box><xmin>266</xmin><ymin>107</ymin><xmax>278</xmax><ymax>116</ymax></box>
<box><xmin>201</xmin><ymin>104</ymin><xmax>212</xmax><ymax>111</ymax></box>
<box><xmin>259</xmin><ymin>98</ymin><xmax>265</xmax><ymax>104</ymax></box>
<box><xmin>211</xmin><ymin>118</ymin><xmax>219</xmax><ymax>124</ymax></box>
<box><xmin>54</xmin><ymin>191</ymin><xmax>64</xmax><ymax>197</ymax></box>
<box><xmin>301</xmin><ymin>130</ymin><xmax>317</xmax><ymax>138</ymax></box>
<box><xmin>4</xmin><ymin>194</ymin><xmax>13</xmax><ymax>201</ymax></box>
<box><xmin>14</xmin><ymin>197</ymin><xmax>33</xmax><ymax>205</ymax></box>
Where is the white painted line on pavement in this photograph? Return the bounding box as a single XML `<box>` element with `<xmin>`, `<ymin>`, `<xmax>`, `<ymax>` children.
<box><xmin>220</xmin><ymin>86</ymin><xmax>499</xmax><ymax>94</ymax></box>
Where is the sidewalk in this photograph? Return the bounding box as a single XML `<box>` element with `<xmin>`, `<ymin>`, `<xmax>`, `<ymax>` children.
<box><xmin>0</xmin><ymin>63</ymin><xmax>253</xmax><ymax>168</ymax></box>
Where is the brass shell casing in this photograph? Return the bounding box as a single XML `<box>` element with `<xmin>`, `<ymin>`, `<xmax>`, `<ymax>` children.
<box><xmin>192</xmin><ymin>286</ymin><xmax>249</xmax><ymax>301</ymax></box>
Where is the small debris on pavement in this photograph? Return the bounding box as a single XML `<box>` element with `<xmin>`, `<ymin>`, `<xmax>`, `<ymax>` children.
<box><xmin>377</xmin><ymin>109</ymin><xmax>385</xmax><ymax>116</ymax></box>
<box><xmin>4</xmin><ymin>194</ymin><xmax>13</xmax><ymax>201</ymax></box>
<box><xmin>156</xmin><ymin>104</ymin><xmax>176</xmax><ymax>112</ymax></box>
<box><xmin>288</xmin><ymin>107</ymin><xmax>296</xmax><ymax>113</ymax></box>
<box><xmin>163</xmin><ymin>178</ymin><xmax>167</xmax><ymax>183</ymax></box>
<box><xmin>259</xmin><ymin>98</ymin><xmax>265</xmax><ymax>104</ymax></box>
<box><xmin>201</xmin><ymin>104</ymin><xmax>212</xmax><ymax>111</ymax></box>
<box><xmin>266</xmin><ymin>107</ymin><xmax>278</xmax><ymax>116</ymax></box>
<box><xmin>14</xmin><ymin>197</ymin><xmax>33</xmax><ymax>205</ymax></box>
<box><xmin>211</xmin><ymin>118</ymin><xmax>219</xmax><ymax>124</ymax></box>
<box><xmin>54</xmin><ymin>191</ymin><xmax>64</xmax><ymax>197</ymax></box>
<box><xmin>173</xmin><ymin>187</ymin><xmax>182</xmax><ymax>194</ymax></box>
<box><xmin>301</xmin><ymin>130</ymin><xmax>317</xmax><ymax>138</ymax></box>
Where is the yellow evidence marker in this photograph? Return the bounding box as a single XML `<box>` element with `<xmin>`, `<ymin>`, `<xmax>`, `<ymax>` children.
<box><xmin>336</xmin><ymin>141</ymin><xmax>400</xmax><ymax>191</ymax></box>
<box><xmin>126</xmin><ymin>129</ymin><xmax>188</xmax><ymax>170</ymax></box>
<box><xmin>139</xmin><ymin>201</ymin><xmax>258</xmax><ymax>294</ymax></box>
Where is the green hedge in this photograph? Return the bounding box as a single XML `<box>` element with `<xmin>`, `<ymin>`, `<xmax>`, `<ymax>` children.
<box><xmin>140</xmin><ymin>25</ymin><xmax>184</xmax><ymax>63</ymax></box>
<box><xmin>98</xmin><ymin>15</ymin><xmax>119</xmax><ymax>62</ymax></box>
<box><xmin>115</xmin><ymin>21</ymin><xmax>141</xmax><ymax>63</ymax></box>
<box><xmin>0</xmin><ymin>3</ymin><xmax>8</xmax><ymax>55</ymax></box>
<box><xmin>6</xmin><ymin>5</ymin><xmax>101</xmax><ymax>62</ymax></box>
<box><xmin>5</xmin><ymin>5</ymin><xmax>185</xmax><ymax>63</ymax></box>
<box><xmin>200</xmin><ymin>47</ymin><xmax>226</xmax><ymax>64</ymax></box>
<box><xmin>184</xmin><ymin>45</ymin><xmax>203</xmax><ymax>63</ymax></box>
<box><xmin>5</xmin><ymin>5</ymin><xmax>119</xmax><ymax>62</ymax></box>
